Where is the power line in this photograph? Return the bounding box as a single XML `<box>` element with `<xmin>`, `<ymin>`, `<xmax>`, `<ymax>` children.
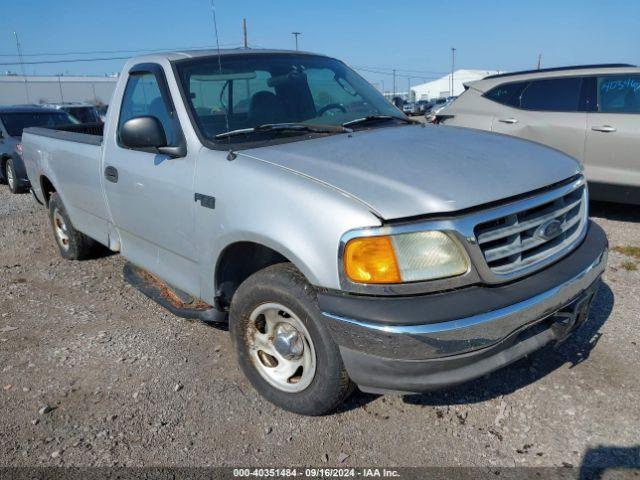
<box><xmin>0</xmin><ymin>43</ymin><xmax>244</xmax><ymax>58</ymax></box>
<box><xmin>354</xmin><ymin>66</ymin><xmax>439</xmax><ymax>81</ymax></box>
<box><xmin>0</xmin><ymin>55</ymin><xmax>133</xmax><ymax>66</ymax></box>
<box><xmin>352</xmin><ymin>64</ymin><xmax>447</xmax><ymax>76</ymax></box>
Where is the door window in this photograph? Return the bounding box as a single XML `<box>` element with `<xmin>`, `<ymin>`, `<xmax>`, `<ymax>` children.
<box><xmin>520</xmin><ymin>77</ymin><xmax>582</xmax><ymax>112</ymax></box>
<box><xmin>597</xmin><ymin>75</ymin><xmax>640</xmax><ymax>113</ymax></box>
<box><xmin>484</xmin><ymin>81</ymin><xmax>528</xmax><ymax>107</ymax></box>
<box><xmin>118</xmin><ymin>72</ymin><xmax>177</xmax><ymax>145</ymax></box>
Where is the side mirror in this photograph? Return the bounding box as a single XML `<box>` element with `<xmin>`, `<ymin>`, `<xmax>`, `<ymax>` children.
<box><xmin>120</xmin><ymin>116</ymin><xmax>185</xmax><ymax>158</ymax></box>
<box><xmin>121</xmin><ymin>116</ymin><xmax>167</xmax><ymax>149</ymax></box>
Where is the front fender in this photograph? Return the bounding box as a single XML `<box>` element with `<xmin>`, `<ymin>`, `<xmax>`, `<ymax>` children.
<box><xmin>194</xmin><ymin>149</ymin><xmax>381</xmax><ymax>304</ymax></box>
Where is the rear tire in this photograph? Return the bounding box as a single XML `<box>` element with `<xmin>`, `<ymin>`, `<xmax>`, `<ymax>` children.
<box><xmin>6</xmin><ymin>158</ymin><xmax>26</xmax><ymax>194</ymax></box>
<box><xmin>0</xmin><ymin>159</ymin><xmax>6</xmax><ymax>185</ymax></box>
<box><xmin>48</xmin><ymin>193</ymin><xmax>98</xmax><ymax>260</ymax></box>
<box><xmin>230</xmin><ymin>263</ymin><xmax>354</xmax><ymax>415</ymax></box>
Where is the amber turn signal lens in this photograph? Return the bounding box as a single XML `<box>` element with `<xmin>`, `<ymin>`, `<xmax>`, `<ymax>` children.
<box><xmin>344</xmin><ymin>236</ymin><xmax>401</xmax><ymax>283</ymax></box>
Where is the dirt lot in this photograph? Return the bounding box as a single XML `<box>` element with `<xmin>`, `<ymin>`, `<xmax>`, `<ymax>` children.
<box><xmin>1</xmin><ymin>186</ymin><xmax>639</xmax><ymax>470</ymax></box>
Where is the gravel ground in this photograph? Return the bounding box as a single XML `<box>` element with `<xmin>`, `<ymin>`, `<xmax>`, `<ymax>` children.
<box><xmin>0</xmin><ymin>186</ymin><xmax>638</xmax><ymax>470</ymax></box>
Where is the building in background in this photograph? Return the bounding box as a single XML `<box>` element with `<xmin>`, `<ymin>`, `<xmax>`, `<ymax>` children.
<box><xmin>411</xmin><ymin>69</ymin><xmax>501</xmax><ymax>100</ymax></box>
<box><xmin>0</xmin><ymin>75</ymin><xmax>117</xmax><ymax>106</ymax></box>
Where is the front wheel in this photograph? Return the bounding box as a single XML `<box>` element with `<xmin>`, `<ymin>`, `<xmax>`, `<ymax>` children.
<box><xmin>6</xmin><ymin>158</ymin><xmax>26</xmax><ymax>194</ymax></box>
<box><xmin>229</xmin><ymin>263</ymin><xmax>353</xmax><ymax>415</ymax></box>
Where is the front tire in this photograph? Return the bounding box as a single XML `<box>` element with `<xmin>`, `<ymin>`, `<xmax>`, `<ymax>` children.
<box><xmin>6</xmin><ymin>158</ymin><xmax>26</xmax><ymax>194</ymax></box>
<box><xmin>230</xmin><ymin>263</ymin><xmax>353</xmax><ymax>415</ymax></box>
<box><xmin>48</xmin><ymin>193</ymin><xmax>98</xmax><ymax>260</ymax></box>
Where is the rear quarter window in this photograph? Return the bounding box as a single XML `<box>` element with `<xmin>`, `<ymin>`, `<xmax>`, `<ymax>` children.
<box><xmin>484</xmin><ymin>81</ymin><xmax>528</xmax><ymax>107</ymax></box>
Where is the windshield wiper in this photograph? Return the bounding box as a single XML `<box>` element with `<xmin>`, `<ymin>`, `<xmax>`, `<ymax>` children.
<box><xmin>214</xmin><ymin>122</ymin><xmax>351</xmax><ymax>140</ymax></box>
<box><xmin>342</xmin><ymin>115</ymin><xmax>420</xmax><ymax>128</ymax></box>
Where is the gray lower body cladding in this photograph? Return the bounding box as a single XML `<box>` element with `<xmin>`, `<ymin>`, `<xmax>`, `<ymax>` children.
<box><xmin>319</xmin><ymin>221</ymin><xmax>608</xmax><ymax>394</ymax></box>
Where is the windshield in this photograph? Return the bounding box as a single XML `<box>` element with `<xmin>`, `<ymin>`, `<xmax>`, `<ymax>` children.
<box><xmin>0</xmin><ymin>111</ymin><xmax>78</xmax><ymax>137</ymax></box>
<box><xmin>175</xmin><ymin>53</ymin><xmax>402</xmax><ymax>144</ymax></box>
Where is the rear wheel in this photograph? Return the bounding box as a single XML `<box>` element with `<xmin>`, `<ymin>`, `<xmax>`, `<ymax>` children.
<box><xmin>48</xmin><ymin>193</ymin><xmax>98</xmax><ymax>260</ymax></box>
<box><xmin>230</xmin><ymin>263</ymin><xmax>353</xmax><ymax>415</ymax></box>
<box><xmin>6</xmin><ymin>159</ymin><xmax>26</xmax><ymax>194</ymax></box>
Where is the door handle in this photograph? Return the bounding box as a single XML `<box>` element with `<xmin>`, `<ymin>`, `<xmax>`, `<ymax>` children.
<box><xmin>104</xmin><ymin>166</ymin><xmax>119</xmax><ymax>183</ymax></box>
<box><xmin>591</xmin><ymin>125</ymin><xmax>616</xmax><ymax>133</ymax></box>
<box><xmin>498</xmin><ymin>117</ymin><xmax>518</xmax><ymax>124</ymax></box>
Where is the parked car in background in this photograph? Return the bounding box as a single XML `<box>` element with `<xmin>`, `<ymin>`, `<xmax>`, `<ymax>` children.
<box><xmin>426</xmin><ymin>97</ymin><xmax>456</xmax><ymax>122</ymax></box>
<box><xmin>441</xmin><ymin>64</ymin><xmax>640</xmax><ymax>204</ymax></box>
<box><xmin>43</xmin><ymin>102</ymin><xmax>102</xmax><ymax>124</ymax></box>
<box><xmin>415</xmin><ymin>99</ymin><xmax>433</xmax><ymax>114</ymax></box>
<box><xmin>0</xmin><ymin>106</ymin><xmax>77</xmax><ymax>193</ymax></box>
<box><xmin>96</xmin><ymin>104</ymin><xmax>109</xmax><ymax>122</ymax></box>
<box><xmin>402</xmin><ymin>101</ymin><xmax>418</xmax><ymax>115</ymax></box>
<box><xmin>391</xmin><ymin>96</ymin><xmax>405</xmax><ymax>108</ymax></box>
<box><xmin>22</xmin><ymin>49</ymin><xmax>607</xmax><ymax>415</ymax></box>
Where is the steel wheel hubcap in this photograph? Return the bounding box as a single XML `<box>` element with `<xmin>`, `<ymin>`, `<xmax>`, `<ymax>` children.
<box><xmin>247</xmin><ymin>303</ymin><xmax>316</xmax><ymax>393</ymax></box>
<box><xmin>53</xmin><ymin>208</ymin><xmax>70</xmax><ymax>251</ymax></box>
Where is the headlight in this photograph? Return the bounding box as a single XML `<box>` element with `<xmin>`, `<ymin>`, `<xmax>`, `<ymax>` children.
<box><xmin>344</xmin><ymin>231</ymin><xmax>470</xmax><ymax>284</ymax></box>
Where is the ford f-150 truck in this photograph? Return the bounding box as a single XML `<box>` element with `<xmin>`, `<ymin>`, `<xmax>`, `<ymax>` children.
<box><xmin>22</xmin><ymin>49</ymin><xmax>608</xmax><ymax>415</ymax></box>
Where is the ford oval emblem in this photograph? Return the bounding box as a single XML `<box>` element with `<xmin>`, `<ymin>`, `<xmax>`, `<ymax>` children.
<box><xmin>536</xmin><ymin>219</ymin><xmax>563</xmax><ymax>240</ymax></box>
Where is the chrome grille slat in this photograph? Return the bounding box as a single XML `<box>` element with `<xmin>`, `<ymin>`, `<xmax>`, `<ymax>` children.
<box><xmin>476</xmin><ymin>195</ymin><xmax>582</xmax><ymax>244</ymax></box>
<box><xmin>474</xmin><ymin>183</ymin><xmax>587</xmax><ymax>276</ymax></box>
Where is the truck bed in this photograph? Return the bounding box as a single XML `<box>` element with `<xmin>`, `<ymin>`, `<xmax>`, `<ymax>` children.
<box><xmin>23</xmin><ymin>122</ymin><xmax>104</xmax><ymax>146</ymax></box>
<box><xmin>22</xmin><ymin>121</ymin><xmax>110</xmax><ymax>247</ymax></box>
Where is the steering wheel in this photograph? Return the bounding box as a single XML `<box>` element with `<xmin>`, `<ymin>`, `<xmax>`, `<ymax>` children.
<box><xmin>317</xmin><ymin>103</ymin><xmax>347</xmax><ymax>116</ymax></box>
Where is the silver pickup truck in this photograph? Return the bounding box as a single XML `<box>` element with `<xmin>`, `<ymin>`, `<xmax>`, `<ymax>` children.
<box><xmin>22</xmin><ymin>49</ymin><xmax>608</xmax><ymax>415</ymax></box>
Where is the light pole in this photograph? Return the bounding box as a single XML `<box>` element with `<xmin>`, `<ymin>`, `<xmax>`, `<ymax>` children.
<box><xmin>450</xmin><ymin>47</ymin><xmax>456</xmax><ymax>97</ymax></box>
<box><xmin>14</xmin><ymin>31</ymin><xmax>30</xmax><ymax>103</ymax></box>
<box><xmin>292</xmin><ymin>32</ymin><xmax>301</xmax><ymax>50</ymax></box>
<box><xmin>392</xmin><ymin>69</ymin><xmax>396</xmax><ymax>97</ymax></box>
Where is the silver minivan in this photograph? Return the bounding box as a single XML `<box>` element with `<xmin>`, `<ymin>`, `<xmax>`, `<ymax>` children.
<box><xmin>441</xmin><ymin>64</ymin><xmax>640</xmax><ymax>204</ymax></box>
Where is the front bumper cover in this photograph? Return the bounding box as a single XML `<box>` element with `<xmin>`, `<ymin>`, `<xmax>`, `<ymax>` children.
<box><xmin>320</xmin><ymin>221</ymin><xmax>608</xmax><ymax>393</ymax></box>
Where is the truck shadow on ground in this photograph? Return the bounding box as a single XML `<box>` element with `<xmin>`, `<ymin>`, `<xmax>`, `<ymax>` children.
<box><xmin>578</xmin><ymin>445</ymin><xmax>640</xmax><ymax>479</ymax></box>
<box><xmin>590</xmin><ymin>200</ymin><xmax>640</xmax><ymax>223</ymax></box>
<box><xmin>338</xmin><ymin>280</ymin><xmax>614</xmax><ymax>412</ymax></box>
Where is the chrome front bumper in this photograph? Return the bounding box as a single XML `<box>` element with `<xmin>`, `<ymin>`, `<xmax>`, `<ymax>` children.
<box><xmin>321</xmin><ymin>222</ymin><xmax>608</xmax><ymax>361</ymax></box>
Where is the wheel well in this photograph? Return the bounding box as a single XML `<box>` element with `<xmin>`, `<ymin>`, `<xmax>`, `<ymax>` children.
<box><xmin>215</xmin><ymin>242</ymin><xmax>289</xmax><ymax>308</ymax></box>
<box><xmin>0</xmin><ymin>155</ymin><xmax>8</xmax><ymax>175</ymax></box>
<box><xmin>40</xmin><ymin>176</ymin><xmax>56</xmax><ymax>206</ymax></box>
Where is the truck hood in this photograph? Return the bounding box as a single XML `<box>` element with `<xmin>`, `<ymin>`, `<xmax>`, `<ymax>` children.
<box><xmin>240</xmin><ymin>124</ymin><xmax>581</xmax><ymax>220</ymax></box>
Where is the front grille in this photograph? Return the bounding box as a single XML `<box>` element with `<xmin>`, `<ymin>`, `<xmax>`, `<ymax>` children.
<box><xmin>475</xmin><ymin>183</ymin><xmax>586</xmax><ymax>276</ymax></box>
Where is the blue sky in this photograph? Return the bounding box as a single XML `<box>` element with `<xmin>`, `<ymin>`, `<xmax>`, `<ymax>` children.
<box><xmin>1</xmin><ymin>0</ymin><xmax>638</xmax><ymax>91</ymax></box>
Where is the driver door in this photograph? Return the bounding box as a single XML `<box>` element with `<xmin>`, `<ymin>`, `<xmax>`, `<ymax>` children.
<box><xmin>102</xmin><ymin>64</ymin><xmax>200</xmax><ymax>296</ymax></box>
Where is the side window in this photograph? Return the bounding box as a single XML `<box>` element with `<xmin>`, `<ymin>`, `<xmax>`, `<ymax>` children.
<box><xmin>520</xmin><ymin>77</ymin><xmax>582</xmax><ymax>112</ymax></box>
<box><xmin>597</xmin><ymin>75</ymin><xmax>640</xmax><ymax>113</ymax></box>
<box><xmin>118</xmin><ymin>72</ymin><xmax>176</xmax><ymax>146</ymax></box>
<box><xmin>484</xmin><ymin>81</ymin><xmax>528</xmax><ymax>107</ymax></box>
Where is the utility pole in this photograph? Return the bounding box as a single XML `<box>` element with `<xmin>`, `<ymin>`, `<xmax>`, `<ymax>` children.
<box><xmin>14</xmin><ymin>31</ymin><xmax>30</xmax><ymax>103</ymax></box>
<box><xmin>450</xmin><ymin>47</ymin><xmax>456</xmax><ymax>97</ymax></box>
<box><xmin>292</xmin><ymin>32</ymin><xmax>301</xmax><ymax>50</ymax></box>
<box><xmin>537</xmin><ymin>53</ymin><xmax>542</xmax><ymax>70</ymax></box>
<box><xmin>392</xmin><ymin>69</ymin><xmax>396</xmax><ymax>97</ymax></box>
<box><xmin>407</xmin><ymin>76</ymin><xmax>411</xmax><ymax>102</ymax></box>
<box><xmin>243</xmin><ymin>18</ymin><xmax>248</xmax><ymax>48</ymax></box>
<box><xmin>58</xmin><ymin>75</ymin><xmax>65</xmax><ymax>102</ymax></box>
